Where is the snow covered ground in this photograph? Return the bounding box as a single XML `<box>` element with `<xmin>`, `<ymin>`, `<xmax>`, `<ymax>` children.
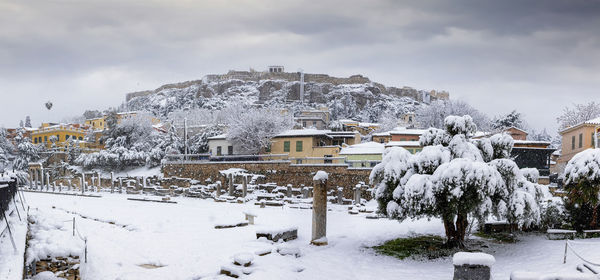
<box><xmin>10</xmin><ymin>192</ymin><xmax>600</xmax><ymax>279</ymax></box>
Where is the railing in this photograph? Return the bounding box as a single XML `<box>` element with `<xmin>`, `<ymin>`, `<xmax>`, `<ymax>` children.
<box><xmin>162</xmin><ymin>153</ymin><xmax>381</xmax><ymax>168</ymax></box>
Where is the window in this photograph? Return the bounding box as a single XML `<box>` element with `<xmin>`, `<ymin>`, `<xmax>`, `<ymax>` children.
<box><xmin>34</xmin><ymin>138</ymin><xmax>37</xmax><ymax>144</ymax></box>
<box><xmin>284</xmin><ymin>141</ymin><xmax>290</xmax><ymax>152</ymax></box>
<box><xmin>217</xmin><ymin>146</ymin><xmax>222</xmax><ymax>156</ymax></box>
<box><xmin>78</xmin><ymin>137</ymin><xmax>83</xmax><ymax>140</ymax></box>
<box><xmin>379</xmin><ymin>138</ymin><xmax>384</xmax><ymax>143</ymax></box>
<box><xmin>312</xmin><ymin>121</ymin><xmax>317</xmax><ymax>126</ymax></box>
<box><xmin>44</xmin><ymin>136</ymin><xmax>47</xmax><ymax>142</ymax></box>
<box><xmin>572</xmin><ymin>135</ymin><xmax>576</xmax><ymax>150</ymax></box>
<box><xmin>324</xmin><ymin>155</ymin><xmax>332</xmax><ymax>164</ymax></box>
<box><xmin>296</xmin><ymin>141</ymin><xmax>303</xmax><ymax>152</ymax></box>
<box><xmin>302</xmin><ymin>121</ymin><xmax>307</xmax><ymax>127</ymax></box>
<box><xmin>227</xmin><ymin>146</ymin><xmax>233</xmax><ymax>155</ymax></box>
<box><xmin>66</xmin><ymin>135</ymin><xmax>69</xmax><ymax>140</ymax></box>
<box><xmin>579</xmin><ymin>133</ymin><xmax>583</xmax><ymax>148</ymax></box>
<box><xmin>57</xmin><ymin>135</ymin><xmax>60</xmax><ymax>141</ymax></box>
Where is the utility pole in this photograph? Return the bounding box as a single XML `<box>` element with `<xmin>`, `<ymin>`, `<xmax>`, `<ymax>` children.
<box><xmin>299</xmin><ymin>69</ymin><xmax>304</xmax><ymax>104</ymax></box>
<box><xmin>184</xmin><ymin>118</ymin><xmax>188</xmax><ymax>160</ymax></box>
<box><xmin>594</xmin><ymin>126</ymin><xmax>600</xmax><ymax>149</ymax></box>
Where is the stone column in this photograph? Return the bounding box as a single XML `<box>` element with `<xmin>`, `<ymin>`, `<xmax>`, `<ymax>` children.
<box><xmin>337</xmin><ymin>187</ymin><xmax>343</xmax><ymax>204</ymax></box>
<box><xmin>52</xmin><ymin>182</ymin><xmax>56</xmax><ymax>192</ymax></box>
<box><xmin>216</xmin><ymin>181</ymin><xmax>222</xmax><ymax>197</ymax></box>
<box><xmin>68</xmin><ymin>179</ymin><xmax>72</xmax><ymax>191</ymax></box>
<box><xmin>242</xmin><ymin>175</ymin><xmax>248</xmax><ymax>198</ymax></box>
<box><xmin>354</xmin><ymin>184</ymin><xmax>362</xmax><ymax>205</ymax></box>
<box><xmin>119</xmin><ymin>178</ymin><xmax>123</xmax><ymax>193</ymax></box>
<box><xmin>97</xmin><ymin>172</ymin><xmax>101</xmax><ymax>190</ymax></box>
<box><xmin>46</xmin><ymin>173</ymin><xmax>50</xmax><ymax>191</ymax></box>
<box><xmin>311</xmin><ymin>171</ymin><xmax>328</xmax><ymax>246</ymax></box>
<box><xmin>32</xmin><ymin>170</ymin><xmax>37</xmax><ymax>189</ymax></box>
<box><xmin>40</xmin><ymin>169</ymin><xmax>44</xmax><ymax>190</ymax></box>
<box><xmin>302</xmin><ymin>187</ymin><xmax>309</xmax><ymax>198</ymax></box>
<box><xmin>228</xmin><ymin>173</ymin><xmax>234</xmax><ymax>196</ymax></box>
<box><xmin>286</xmin><ymin>184</ymin><xmax>292</xmax><ymax>198</ymax></box>
<box><xmin>111</xmin><ymin>172</ymin><xmax>114</xmax><ymax>193</ymax></box>
<box><xmin>137</xmin><ymin>177</ymin><xmax>141</xmax><ymax>190</ymax></box>
<box><xmin>28</xmin><ymin>170</ymin><xmax>33</xmax><ymax>188</ymax></box>
<box><xmin>91</xmin><ymin>176</ymin><xmax>95</xmax><ymax>190</ymax></box>
<box><xmin>80</xmin><ymin>177</ymin><xmax>84</xmax><ymax>194</ymax></box>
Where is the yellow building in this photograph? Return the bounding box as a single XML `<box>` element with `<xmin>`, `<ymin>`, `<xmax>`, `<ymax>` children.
<box><xmin>31</xmin><ymin>123</ymin><xmax>87</xmax><ymax>149</ymax></box>
<box><xmin>84</xmin><ymin>111</ymin><xmax>160</xmax><ymax>132</ymax></box>
<box><xmin>269</xmin><ymin>129</ymin><xmax>360</xmax><ymax>164</ymax></box>
<box><xmin>84</xmin><ymin>117</ymin><xmax>107</xmax><ymax>131</ymax></box>
<box><xmin>556</xmin><ymin>117</ymin><xmax>600</xmax><ymax>172</ymax></box>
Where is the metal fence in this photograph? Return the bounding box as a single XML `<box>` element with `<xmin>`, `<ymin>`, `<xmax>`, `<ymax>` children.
<box><xmin>0</xmin><ymin>176</ymin><xmax>17</xmax><ymax>220</ymax></box>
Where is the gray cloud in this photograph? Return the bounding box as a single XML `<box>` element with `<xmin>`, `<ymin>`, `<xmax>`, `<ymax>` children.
<box><xmin>0</xmin><ymin>0</ymin><xmax>599</xmax><ymax>132</ymax></box>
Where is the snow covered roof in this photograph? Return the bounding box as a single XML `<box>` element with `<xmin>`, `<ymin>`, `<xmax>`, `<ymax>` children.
<box><xmin>207</xmin><ymin>134</ymin><xmax>228</xmax><ymax>140</ymax></box>
<box><xmin>274</xmin><ymin>129</ymin><xmax>331</xmax><ymax>138</ymax></box>
<box><xmin>338</xmin><ymin>119</ymin><xmax>358</xmax><ymax>124</ymax></box>
<box><xmin>389</xmin><ymin>128</ymin><xmax>427</xmax><ymax>135</ymax></box>
<box><xmin>372</xmin><ymin>132</ymin><xmax>390</xmax><ymax>137</ymax></box>
<box><xmin>358</xmin><ymin>122</ymin><xmax>379</xmax><ymax>127</ymax></box>
<box><xmin>339</xmin><ymin>142</ymin><xmax>385</xmax><ymax>155</ymax></box>
<box><xmin>560</xmin><ymin>117</ymin><xmax>600</xmax><ymax>134</ymax></box>
<box><xmin>513</xmin><ymin>140</ymin><xmax>551</xmax><ymax>145</ymax></box>
<box><xmin>385</xmin><ymin>141</ymin><xmax>422</xmax><ymax>147</ymax></box>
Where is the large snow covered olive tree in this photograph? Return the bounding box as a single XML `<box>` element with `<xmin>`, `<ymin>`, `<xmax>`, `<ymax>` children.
<box><xmin>370</xmin><ymin>115</ymin><xmax>546</xmax><ymax>247</ymax></box>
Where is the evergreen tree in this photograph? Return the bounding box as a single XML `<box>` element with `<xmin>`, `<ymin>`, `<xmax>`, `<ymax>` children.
<box><xmin>370</xmin><ymin>115</ymin><xmax>545</xmax><ymax>247</ymax></box>
<box><xmin>492</xmin><ymin>110</ymin><xmax>524</xmax><ymax>131</ymax></box>
<box><xmin>25</xmin><ymin>116</ymin><xmax>32</xmax><ymax>128</ymax></box>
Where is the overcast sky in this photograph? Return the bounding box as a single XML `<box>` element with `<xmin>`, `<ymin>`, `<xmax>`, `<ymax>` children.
<box><xmin>1</xmin><ymin>0</ymin><xmax>599</xmax><ymax>133</ymax></box>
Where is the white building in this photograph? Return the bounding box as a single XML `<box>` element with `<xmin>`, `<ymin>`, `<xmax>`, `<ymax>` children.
<box><xmin>207</xmin><ymin>134</ymin><xmax>241</xmax><ymax>156</ymax></box>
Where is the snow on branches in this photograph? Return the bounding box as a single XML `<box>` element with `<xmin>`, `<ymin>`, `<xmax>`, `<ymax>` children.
<box><xmin>370</xmin><ymin>115</ymin><xmax>546</xmax><ymax>245</ymax></box>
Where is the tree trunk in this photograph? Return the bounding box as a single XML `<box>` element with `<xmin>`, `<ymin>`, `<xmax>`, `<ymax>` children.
<box><xmin>442</xmin><ymin>214</ymin><xmax>468</xmax><ymax>249</ymax></box>
<box><xmin>591</xmin><ymin>204</ymin><xmax>599</xmax><ymax>229</ymax></box>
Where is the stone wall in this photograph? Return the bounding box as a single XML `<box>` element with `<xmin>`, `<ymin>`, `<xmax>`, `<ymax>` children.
<box><xmin>162</xmin><ymin>161</ymin><xmax>372</xmax><ymax>198</ymax></box>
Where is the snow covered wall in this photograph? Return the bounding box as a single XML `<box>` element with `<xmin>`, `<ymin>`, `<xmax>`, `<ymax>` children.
<box><xmin>124</xmin><ymin>71</ymin><xmax>449</xmax><ymax>122</ymax></box>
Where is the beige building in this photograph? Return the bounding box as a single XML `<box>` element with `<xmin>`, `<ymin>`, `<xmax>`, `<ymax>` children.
<box><xmin>269</xmin><ymin>129</ymin><xmax>360</xmax><ymax>164</ymax></box>
<box><xmin>557</xmin><ymin>117</ymin><xmax>600</xmax><ymax>171</ymax></box>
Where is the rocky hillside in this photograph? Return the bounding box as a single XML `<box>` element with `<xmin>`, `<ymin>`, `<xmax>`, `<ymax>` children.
<box><xmin>124</xmin><ymin>70</ymin><xmax>449</xmax><ymax>123</ymax></box>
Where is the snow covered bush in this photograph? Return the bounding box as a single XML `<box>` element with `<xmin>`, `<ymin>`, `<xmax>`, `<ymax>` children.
<box><xmin>563</xmin><ymin>148</ymin><xmax>600</xmax><ymax>229</ymax></box>
<box><xmin>370</xmin><ymin>115</ymin><xmax>545</xmax><ymax>247</ymax></box>
<box><xmin>521</xmin><ymin>168</ymin><xmax>540</xmax><ymax>184</ymax></box>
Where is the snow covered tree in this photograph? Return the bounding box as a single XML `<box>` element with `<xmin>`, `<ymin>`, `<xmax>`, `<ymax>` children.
<box><xmin>371</xmin><ymin>115</ymin><xmax>545</xmax><ymax>247</ymax></box>
<box><xmin>416</xmin><ymin>100</ymin><xmax>490</xmax><ymax>131</ymax></box>
<box><xmin>564</xmin><ymin>149</ymin><xmax>600</xmax><ymax>229</ymax></box>
<box><xmin>492</xmin><ymin>110</ymin><xmax>525</xmax><ymax>131</ymax></box>
<box><xmin>12</xmin><ymin>128</ymin><xmax>41</xmax><ymax>170</ymax></box>
<box><xmin>188</xmin><ymin>124</ymin><xmax>223</xmax><ymax>154</ymax></box>
<box><xmin>557</xmin><ymin>102</ymin><xmax>600</xmax><ymax>130</ymax></box>
<box><xmin>0</xmin><ymin>129</ymin><xmax>14</xmax><ymax>169</ymax></box>
<box><xmin>76</xmin><ymin>112</ymin><xmax>179</xmax><ymax>170</ymax></box>
<box><xmin>225</xmin><ymin>105</ymin><xmax>293</xmax><ymax>154</ymax></box>
<box><xmin>24</xmin><ymin>116</ymin><xmax>32</xmax><ymax>128</ymax></box>
<box><xmin>19</xmin><ymin>120</ymin><xmax>24</xmax><ymax>128</ymax></box>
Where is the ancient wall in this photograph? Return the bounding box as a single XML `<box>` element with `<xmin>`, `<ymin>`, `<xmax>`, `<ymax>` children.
<box><xmin>162</xmin><ymin>161</ymin><xmax>372</xmax><ymax>198</ymax></box>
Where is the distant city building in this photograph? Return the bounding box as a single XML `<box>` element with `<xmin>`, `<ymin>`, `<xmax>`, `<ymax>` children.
<box><xmin>268</xmin><ymin>65</ymin><xmax>284</xmax><ymax>73</ymax></box>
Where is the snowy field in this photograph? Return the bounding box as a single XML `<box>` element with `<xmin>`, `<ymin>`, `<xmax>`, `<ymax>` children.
<box><xmin>10</xmin><ymin>192</ymin><xmax>600</xmax><ymax>279</ymax></box>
